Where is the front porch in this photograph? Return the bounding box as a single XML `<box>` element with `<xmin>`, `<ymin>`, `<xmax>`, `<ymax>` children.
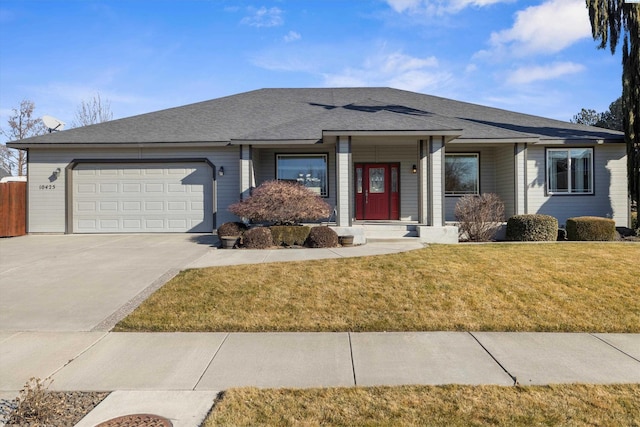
<box><xmin>236</xmin><ymin>134</ymin><xmax>529</xmax><ymax>245</ymax></box>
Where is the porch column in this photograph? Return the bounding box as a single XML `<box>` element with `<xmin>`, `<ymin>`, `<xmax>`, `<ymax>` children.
<box><xmin>239</xmin><ymin>145</ymin><xmax>254</xmax><ymax>200</ymax></box>
<box><xmin>514</xmin><ymin>143</ymin><xmax>528</xmax><ymax>215</ymax></box>
<box><xmin>335</xmin><ymin>136</ymin><xmax>352</xmax><ymax>226</ymax></box>
<box><xmin>418</xmin><ymin>136</ymin><xmax>444</xmax><ymax>227</ymax></box>
<box><xmin>418</xmin><ymin>140</ymin><xmax>429</xmax><ymax>224</ymax></box>
<box><xmin>427</xmin><ymin>136</ymin><xmax>445</xmax><ymax>226</ymax></box>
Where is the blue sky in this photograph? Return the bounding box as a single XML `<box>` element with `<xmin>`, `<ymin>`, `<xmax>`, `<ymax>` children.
<box><xmin>0</xmin><ymin>0</ymin><xmax>623</xmax><ymax>132</ymax></box>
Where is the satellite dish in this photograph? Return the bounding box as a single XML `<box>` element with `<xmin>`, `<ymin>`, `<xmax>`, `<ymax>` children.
<box><xmin>42</xmin><ymin>115</ymin><xmax>66</xmax><ymax>133</ymax></box>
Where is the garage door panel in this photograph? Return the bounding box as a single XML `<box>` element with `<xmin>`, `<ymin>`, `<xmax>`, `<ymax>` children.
<box><xmin>77</xmin><ymin>183</ymin><xmax>96</xmax><ymax>193</ymax></box>
<box><xmin>145</xmin><ymin>183</ymin><xmax>164</xmax><ymax>192</ymax></box>
<box><xmin>99</xmin><ymin>201</ymin><xmax>117</xmax><ymax>211</ymax></box>
<box><xmin>145</xmin><ymin>201</ymin><xmax>164</xmax><ymax>211</ymax></box>
<box><xmin>123</xmin><ymin>201</ymin><xmax>142</xmax><ymax>211</ymax></box>
<box><xmin>122</xmin><ymin>183</ymin><xmax>142</xmax><ymax>193</ymax></box>
<box><xmin>100</xmin><ymin>183</ymin><xmax>118</xmax><ymax>192</ymax></box>
<box><xmin>73</xmin><ymin>163</ymin><xmax>213</xmax><ymax>233</ymax></box>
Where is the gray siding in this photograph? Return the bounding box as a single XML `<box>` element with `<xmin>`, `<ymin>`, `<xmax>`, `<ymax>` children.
<box><xmin>526</xmin><ymin>144</ymin><xmax>628</xmax><ymax>226</ymax></box>
<box><xmin>27</xmin><ymin>147</ymin><xmax>239</xmax><ymax>233</ymax></box>
<box><xmin>494</xmin><ymin>145</ymin><xmax>515</xmax><ymax>218</ymax></box>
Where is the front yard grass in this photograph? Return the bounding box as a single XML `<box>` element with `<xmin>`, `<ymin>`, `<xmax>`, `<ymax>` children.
<box><xmin>115</xmin><ymin>243</ymin><xmax>640</xmax><ymax>332</ymax></box>
<box><xmin>205</xmin><ymin>384</ymin><xmax>640</xmax><ymax>426</ymax></box>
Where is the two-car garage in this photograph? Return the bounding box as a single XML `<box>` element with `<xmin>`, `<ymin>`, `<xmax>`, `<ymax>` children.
<box><xmin>71</xmin><ymin>161</ymin><xmax>214</xmax><ymax>233</ymax></box>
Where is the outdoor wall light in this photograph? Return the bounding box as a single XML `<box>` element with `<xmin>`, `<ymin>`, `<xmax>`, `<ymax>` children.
<box><xmin>218</xmin><ymin>166</ymin><xmax>225</xmax><ymax>176</ymax></box>
<box><xmin>412</xmin><ymin>164</ymin><xmax>417</xmax><ymax>174</ymax></box>
<box><xmin>53</xmin><ymin>167</ymin><xmax>61</xmax><ymax>178</ymax></box>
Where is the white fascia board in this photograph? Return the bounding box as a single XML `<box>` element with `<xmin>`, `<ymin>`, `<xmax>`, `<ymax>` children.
<box><xmin>229</xmin><ymin>139</ymin><xmax>322</xmax><ymax>145</ymax></box>
<box><xmin>322</xmin><ymin>130</ymin><xmax>463</xmax><ymax>137</ymax></box>
<box><xmin>6</xmin><ymin>141</ymin><xmax>231</xmax><ymax>149</ymax></box>
<box><xmin>533</xmin><ymin>138</ymin><xmax>623</xmax><ymax>145</ymax></box>
<box><xmin>449</xmin><ymin>137</ymin><xmax>539</xmax><ymax>144</ymax></box>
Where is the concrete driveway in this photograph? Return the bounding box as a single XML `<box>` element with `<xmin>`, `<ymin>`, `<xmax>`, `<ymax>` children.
<box><xmin>0</xmin><ymin>234</ymin><xmax>216</xmax><ymax>332</ymax></box>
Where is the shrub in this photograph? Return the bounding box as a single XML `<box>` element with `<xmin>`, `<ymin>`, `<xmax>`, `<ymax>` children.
<box><xmin>7</xmin><ymin>377</ymin><xmax>55</xmax><ymax>425</ymax></box>
<box><xmin>506</xmin><ymin>214</ymin><xmax>558</xmax><ymax>241</ymax></box>
<box><xmin>228</xmin><ymin>180</ymin><xmax>331</xmax><ymax>225</ymax></box>
<box><xmin>454</xmin><ymin>193</ymin><xmax>505</xmax><ymax>242</ymax></box>
<box><xmin>241</xmin><ymin>227</ymin><xmax>273</xmax><ymax>249</ymax></box>
<box><xmin>632</xmin><ymin>211</ymin><xmax>638</xmax><ymax>234</ymax></box>
<box><xmin>217</xmin><ymin>221</ymin><xmax>248</xmax><ymax>238</ymax></box>
<box><xmin>566</xmin><ymin>216</ymin><xmax>616</xmax><ymax>241</ymax></box>
<box><xmin>305</xmin><ymin>226</ymin><xmax>339</xmax><ymax>248</ymax></box>
<box><xmin>270</xmin><ymin>225</ymin><xmax>311</xmax><ymax>246</ymax></box>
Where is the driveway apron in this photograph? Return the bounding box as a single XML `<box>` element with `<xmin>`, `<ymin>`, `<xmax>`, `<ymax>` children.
<box><xmin>0</xmin><ymin>234</ymin><xmax>215</xmax><ymax>332</ymax></box>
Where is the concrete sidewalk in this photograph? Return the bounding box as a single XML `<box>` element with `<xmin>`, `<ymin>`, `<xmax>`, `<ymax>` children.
<box><xmin>1</xmin><ymin>331</ymin><xmax>639</xmax><ymax>425</ymax></box>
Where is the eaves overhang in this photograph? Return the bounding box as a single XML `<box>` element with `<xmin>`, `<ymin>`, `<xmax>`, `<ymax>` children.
<box><xmin>322</xmin><ymin>129</ymin><xmax>463</xmax><ymax>137</ymax></box>
<box><xmin>6</xmin><ymin>141</ymin><xmax>231</xmax><ymax>149</ymax></box>
<box><xmin>449</xmin><ymin>137</ymin><xmax>540</xmax><ymax>144</ymax></box>
<box><xmin>533</xmin><ymin>137</ymin><xmax>625</xmax><ymax>145</ymax></box>
<box><xmin>229</xmin><ymin>139</ymin><xmax>322</xmax><ymax>145</ymax></box>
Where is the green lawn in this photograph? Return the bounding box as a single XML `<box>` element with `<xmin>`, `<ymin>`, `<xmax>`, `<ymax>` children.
<box><xmin>204</xmin><ymin>384</ymin><xmax>640</xmax><ymax>426</ymax></box>
<box><xmin>116</xmin><ymin>243</ymin><xmax>640</xmax><ymax>332</ymax></box>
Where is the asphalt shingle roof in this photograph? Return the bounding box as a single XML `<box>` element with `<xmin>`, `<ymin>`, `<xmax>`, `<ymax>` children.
<box><xmin>9</xmin><ymin>88</ymin><xmax>624</xmax><ymax>146</ymax></box>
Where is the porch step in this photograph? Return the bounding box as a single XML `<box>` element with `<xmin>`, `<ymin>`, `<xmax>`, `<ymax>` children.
<box><xmin>366</xmin><ymin>236</ymin><xmax>423</xmax><ymax>244</ymax></box>
<box><xmin>359</xmin><ymin>223</ymin><xmax>419</xmax><ymax>239</ymax></box>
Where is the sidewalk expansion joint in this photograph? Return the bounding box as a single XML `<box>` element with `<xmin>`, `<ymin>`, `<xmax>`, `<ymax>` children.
<box><xmin>590</xmin><ymin>333</ymin><xmax>640</xmax><ymax>363</ymax></box>
<box><xmin>348</xmin><ymin>332</ymin><xmax>357</xmax><ymax>386</ymax></box>
<box><xmin>194</xmin><ymin>332</ymin><xmax>230</xmax><ymax>390</ymax></box>
<box><xmin>468</xmin><ymin>332</ymin><xmax>518</xmax><ymax>386</ymax></box>
<box><xmin>50</xmin><ymin>331</ymin><xmax>110</xmax><ymax>377</ymax></box>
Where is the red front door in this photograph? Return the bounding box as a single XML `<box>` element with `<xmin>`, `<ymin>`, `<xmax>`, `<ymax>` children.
<box><xmin>355</xmin><ymin>163</ymin><xmax>400</xmax><ymax>220</ymax></box>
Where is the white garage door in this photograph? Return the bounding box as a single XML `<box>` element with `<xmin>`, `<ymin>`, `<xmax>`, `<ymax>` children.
<box><xmin>73</xmin><ymin>162</ymin><xmax>213</xmax><ymax>233</ymax></box>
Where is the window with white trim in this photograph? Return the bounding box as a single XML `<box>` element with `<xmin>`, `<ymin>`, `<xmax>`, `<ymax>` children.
<box><xmin>276</xmin><ymin>154</ymin><xmax>328</xmax><ymax>197</ymax></box>
<box><xmin>547</xmin><ymin>148</ymin><xmax>593</xmax><ymax>194</ymax></box>
<box><xmin>445</xmin><ymin>153</ymin><xmax>479</xmax><ymax>195</ymax></box>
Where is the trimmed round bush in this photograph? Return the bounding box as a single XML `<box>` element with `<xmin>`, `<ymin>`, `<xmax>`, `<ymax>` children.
<box><xmin>270</xmin><ymin>225</ymin><xmax>311</xmax><ymax>246</ymax></box>
<box><xmin>566</xmin><ymin>216</ymin><xmax>616</xmax><ymax>241</ymax></box>
<box><xmin>305</xmin><ymin>226</ymin><xmax>339</xmax><ymax>248</ymax></box>
<box><xmin>217</xmin><ymin>221</ymin><xmax>248</xmax><ymax>238</ymax></box>
<box><xmin>506</xmin><ymin>214</ymin><xmax>558</xmax><ymax>241</ymax></box>
<box><xmin>242</xmin><ymin>227</ymin><xmax>273</xmax><ymax>249</ymax></box>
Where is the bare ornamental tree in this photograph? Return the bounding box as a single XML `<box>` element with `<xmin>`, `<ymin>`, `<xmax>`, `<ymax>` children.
<box><xmin>1</xmin><ymin>100</ymin><xmax>47</xmax><ymax>176</ymax></box>
<box><xmin>73</xmin><ymin>93</ymin><xmax>113</xmax><ymax>127</ymax></box>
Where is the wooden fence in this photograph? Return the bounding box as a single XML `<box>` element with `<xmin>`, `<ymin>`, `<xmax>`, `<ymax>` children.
<box><xmin>0</xmin><ymin>181</ymin><xmax>27</xmax><ymax>237</ymax></box>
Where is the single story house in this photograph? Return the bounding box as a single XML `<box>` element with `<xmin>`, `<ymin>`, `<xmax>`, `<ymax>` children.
<box><xmin>8</xmin><ymin>87</ymin><xmax>629</xmax><ymax>243</ymax></box>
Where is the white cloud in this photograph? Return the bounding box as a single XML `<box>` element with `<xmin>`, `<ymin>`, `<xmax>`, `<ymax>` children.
<box><xmin>241</xmin><ymin>7</ymin><xmax>284</xmax><ymax>28</ymax></box>
<box><xmin>386</xmin><ymin>0</ymin><xmax>512</xmax><ymax>15</ymax></box>
<box><xmin>323</xmin><ymin>51</ymin><xmax>451</xmax><ymax>92</ymax></box>
<box><xmin>284</xmin><ymin>31</ymin><xmax>301</xmax><ymax>42</ymax></box>
<box><xmin>482</xmin><ymin>0</ymin><xmax>591</xmax><ymax>57</ymax></box>
<box><xmin>506</xmin><ymin>61</ymin><xmax>585</xmax><ymax>84</ymax></box>
<box><xmin>386</xmin><ymin>0</ymin><xmax>422</xmax><ymax>13</ymax></box>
